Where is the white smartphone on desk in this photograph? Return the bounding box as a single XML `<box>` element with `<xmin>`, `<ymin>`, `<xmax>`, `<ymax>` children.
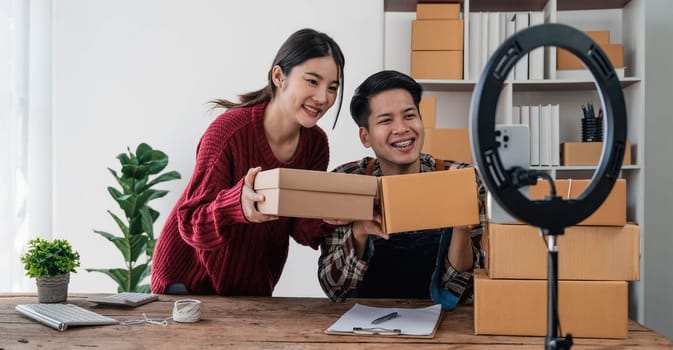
<box><xmin>486</xmin><ymin>124</ymin><xmax>531</xmax><ymax>224</ymax></box>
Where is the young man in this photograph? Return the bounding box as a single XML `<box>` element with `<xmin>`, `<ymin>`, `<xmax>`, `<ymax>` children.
<box><xmin>318</xmin><ymin>70</ymin><xmax>485</xmax><ymax>310</ymax></box>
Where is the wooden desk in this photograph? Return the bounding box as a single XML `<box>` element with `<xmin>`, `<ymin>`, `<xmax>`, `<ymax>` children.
<box><xmin>1</xmin><ymin>294</ymin><xmax>671</xmax><ymax>349</ymax></box>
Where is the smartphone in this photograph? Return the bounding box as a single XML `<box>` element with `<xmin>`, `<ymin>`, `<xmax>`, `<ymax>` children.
<box><xmin>486</xmin><ymin>124</ymin><xmax>531</xmax><ymax>224</ymax></box>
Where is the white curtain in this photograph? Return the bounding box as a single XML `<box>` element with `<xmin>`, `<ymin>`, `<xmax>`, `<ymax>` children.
<box><xmin>0</xmin><ymin>0</ymin><xmax>52</xmax><ymax>292</ymax></box>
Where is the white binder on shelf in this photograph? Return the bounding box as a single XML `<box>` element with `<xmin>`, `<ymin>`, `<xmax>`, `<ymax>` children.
<box><xmin>514</xmin><ymin>12</ymin><xmax>529</xmax><ymax>81</ymax></box>
<box><xmin>528</xmin><ymin>11</ymin><xmax>544</xmax><ymax>80</ymax></box>
<box><xmin>551</xmin><ymin>104</ymin><xmax>560</xmax><ymax>166</ymax></box>
<box><xmin>469</xmin><ymin>12</ymin><xmax>483</xmax><ymax>80</ymax></box>
<box><xmin>529</xmin><ymin>105</ymin><xmax>540</xmax><ymax>166</ymax></box>
<box><xmin>539</xmin><ymin>104</ymin><xmax>552</xmax><ymax>166</ymax></box>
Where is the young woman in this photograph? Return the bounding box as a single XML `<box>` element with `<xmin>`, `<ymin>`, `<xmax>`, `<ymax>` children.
<box><xmin>151</xmin><ymin>28</ymin><xmax>345</xmax><ymax>296</ymax></box>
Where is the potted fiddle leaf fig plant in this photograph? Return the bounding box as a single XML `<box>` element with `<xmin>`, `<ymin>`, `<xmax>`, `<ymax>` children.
<box><xmin>21</xmin><ymin>237</ymin><xmax>81</xmax><ymax>303</ymax></box>
<box><xmin>87</xmin><ymin>143</ymin><xmax>181</xmax><ymax>293</ymax></box>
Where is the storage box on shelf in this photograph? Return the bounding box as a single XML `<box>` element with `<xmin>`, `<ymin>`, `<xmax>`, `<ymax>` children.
<box><xmin>419</xmin><ymin>87</ymin><xmax>472</xmax><ymax>164</ymax></box>
<box><xmin>557</xmin><ymin>29</ymin><xmax>625</xmax><ymax>79</ymax></box>
<box><xmin>561</xmin><ymin>141</ymin><xmax>632</xmax><ymax>166</ymax></box>
<box><xmin>422</xmin><ymin>128</ymin><xmax>472</xmax><ymax>164</ymax></box>
<box><xmin>419</xmin><ymin>96</ymin><xmax>437</xmax><ymax>128</ymax></box>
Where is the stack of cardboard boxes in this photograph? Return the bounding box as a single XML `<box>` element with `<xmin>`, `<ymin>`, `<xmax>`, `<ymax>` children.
<box><xmin>419</xmin><ymin>96</ymin><xmax>472</xmax><ymax>164</ymax></box>
<box><xmin>411</xmin><ymin>2</ymin><xmax>464</xmax><ymax>80</ymax></box>
<box><xmin>411</xmin><ymin>2</ymin><xmax>472</xmax><ymax>165</ymax></box>
<box><xmin>475</xmin><ymin>178</ymin><xmax>639</xmax><ymax>338</ymax></box>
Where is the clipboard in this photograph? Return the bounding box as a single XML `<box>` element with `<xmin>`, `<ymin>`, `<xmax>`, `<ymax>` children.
<box><xmin>324</xmin><ymin>304</ymin><xmax>443</xmax><ymax>338</ymax></box>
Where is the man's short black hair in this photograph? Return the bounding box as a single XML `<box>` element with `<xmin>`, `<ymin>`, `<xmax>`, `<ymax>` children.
<box><xmin>350</xmin><ymin>70</ymin><xmax>423</xmax><ymax>128</ymax></box>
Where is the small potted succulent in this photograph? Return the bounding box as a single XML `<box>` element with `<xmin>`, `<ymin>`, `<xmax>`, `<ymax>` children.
<box><xmin>20</xmin><ymin>237</ymin><xmax>81</xmax><ymax>303</ymax></box>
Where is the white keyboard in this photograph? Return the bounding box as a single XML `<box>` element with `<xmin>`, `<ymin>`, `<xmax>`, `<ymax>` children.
<box><xmin>87</xmin><ymin>292</ymin><xmax>159</xmax><ymax>307</ymax></box>
<box><xmin>15</xmin><ymin>303</ymin><xmax>119</xmax><ymax>331</ymax></box>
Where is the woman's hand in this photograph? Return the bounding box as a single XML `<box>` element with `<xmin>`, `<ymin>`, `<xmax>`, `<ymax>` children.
<box><xmin>241</xmin><ymin>167</ymin><xmax>279</xmax><ymax>223</ymax></box>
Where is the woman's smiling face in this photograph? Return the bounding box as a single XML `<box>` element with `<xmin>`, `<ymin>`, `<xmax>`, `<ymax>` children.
<box><xmin>272</xmin><ymin>56</ymin><xmax>340</xmax><ymax>128</ymax></box>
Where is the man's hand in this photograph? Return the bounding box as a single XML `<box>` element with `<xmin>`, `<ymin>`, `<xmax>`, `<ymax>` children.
<box><xmin>323</xmin><ymin>219</ymin><xmax>352</xmax><ymax>226</ymax></box>
<box><xmin>351</xmin><ymin>214</ymin><xmax>389</xmax><ymax>260</ymax></box>
<box><xmin>447</xmin><ymin>225</ymin><xmax>474</xmax><ymax>272</ymax></box>
<box><xmin>241</xmin><ymin>167</ymin><xmax>279</xmax><ymax>223</ymax></box>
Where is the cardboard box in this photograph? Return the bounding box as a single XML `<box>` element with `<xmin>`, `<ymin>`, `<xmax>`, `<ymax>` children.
<box><xmin>254</xmin><ymin>168</ymin><xmax>377</xmax><ymax>221</ymax></box>
<box><xmin>419</xmin><ymin>96</ymin><xmax>437</xmax><ymax>128</ymax></box>
<box><xmin>557</xmin><ymin>30</ymin><xmax>623</xmax><ymax>70</ymax></box>
<box><xmin>412</xmin><ymin>20</ymin><xmax>464</xmax><ymax>51</ymax></box>
<box><xmin>483</xmin><ymin>223</ymin><xmax>640</xmax><ymax>280</ymax></box>
<box><xmin>558</xmin><ymin>44</ymin><xmax>623</xmax><ymax>69</ymax></box>
<box><xmin>378</xmin><ymin>168</ymin><xmax>480</xmax><ymax>234</ymax></box>
<box><xmin>529</xmin><ymin>178</ymin><xmax>626</xmax><ymax>226</ymax></box>
<box><xmin>422</xmin><ymin>128</ymin><xmax>472</xmax><ymax>164</ymax></box>
<box><xmin>411</xmin><ymin>50</ymin><xmax>463</xmax><ymax>80</ymax></box>
<box><xmin>561</xmin><ymin>141</ymin><xmax>632</xmax><ymax>166</ymax></box>
<box><xmin>585</xmin><ymin>30</ymin><xmax>610</xmax><ymax>46</ymax></box>
<box><xmin>416</xmin><ymin>3</ymin><xmax>461</xmax><ymax>20</ymax></box>
<box><xmin>474</xmin><ymin>270</ymin><xmax>628</xmax><ymax>338</ymax></box>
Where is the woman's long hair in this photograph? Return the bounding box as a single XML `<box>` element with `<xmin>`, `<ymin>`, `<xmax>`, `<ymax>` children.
<box><xmin>211</xmin><ymin>28</ymin><xmax>345</xmax><ymax>128</ymax></box>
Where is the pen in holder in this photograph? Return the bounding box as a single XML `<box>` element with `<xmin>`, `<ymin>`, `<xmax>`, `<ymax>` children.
<box><xmin>581</xmin><ymin>104</ymin><xmax>603</xmax><ymax>142</ymax></box>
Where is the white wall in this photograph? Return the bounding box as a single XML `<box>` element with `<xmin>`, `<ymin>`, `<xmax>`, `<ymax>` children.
<box><xmin>48</xmin><ymin>0</ymin><xmax>382</xmax><ymax>296</ymax></box>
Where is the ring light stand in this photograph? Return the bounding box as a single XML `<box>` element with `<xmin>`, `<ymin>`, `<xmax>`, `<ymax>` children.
<box><xmin>469</xmin><ymin>24</ymin><xmax>627</xmax><ymax>350</ymax></box>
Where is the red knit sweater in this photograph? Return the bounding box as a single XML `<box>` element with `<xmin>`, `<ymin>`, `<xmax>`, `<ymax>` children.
<box><xmin>151</xmin><ymin>103</ymin><xmax>333</xmax><ymax>295</ymax></box>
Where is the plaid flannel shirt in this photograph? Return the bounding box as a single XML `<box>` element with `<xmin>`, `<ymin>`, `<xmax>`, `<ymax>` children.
<box><xmin>318</xmin><ymin>153</ymin><xmax>486</xmax><ymax>305</ymax></box>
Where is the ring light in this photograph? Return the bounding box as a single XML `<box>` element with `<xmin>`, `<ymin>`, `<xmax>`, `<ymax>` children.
<box><xmin>470</xmin><ymin>23</ymin><xmax>627</xmax><ymax>235</ymax></box>
<box><xmin>469</xmin><ymin>24</ymin><xmax>627</xmax><ymax>350</ymax></box>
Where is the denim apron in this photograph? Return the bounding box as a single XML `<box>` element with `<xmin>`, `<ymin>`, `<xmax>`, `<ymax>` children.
<box><xmin>352</xmin><ymin>227</ymin><xmax>453</xmax><ymax>299</ymax></box>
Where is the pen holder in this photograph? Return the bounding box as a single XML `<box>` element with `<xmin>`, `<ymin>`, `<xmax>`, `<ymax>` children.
<box><xmin>581</xmin><ymin>117</ymin><xmax>603</xmax><ymax>142</ymax></box>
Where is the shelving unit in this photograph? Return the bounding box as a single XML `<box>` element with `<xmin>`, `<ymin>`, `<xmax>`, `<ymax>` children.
<box><xmin>383</xmin><ymin>0</ymin><xmax>645</xmax><ymax>321</ymax></box>
<box><xmin>416</xmin><ymin>77</ymin><xmax>640</xmax><ymax>91</ymax></box>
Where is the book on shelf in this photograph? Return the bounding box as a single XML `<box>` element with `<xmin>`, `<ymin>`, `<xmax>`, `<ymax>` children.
<box><xmin>469</xmin><ymin>12</ymin><xmax>482</xmax><ymax>80</ymax></box>
<box><xmin>512</xmin><ymin>105</ymin><xmax>521</xmax><ymax>125</ymax></box>
<box><xmin>528</xmin><ymin>12</ymin><xmax>544</xmax><ymax>80</ymax></box>
<box><xmin>487</xmin><ymin>12</ymin><xmax>500</xmax><ymax>59</ymax></box>
<box><xmin>551</xmin><ymin>104</ymin><xmax>560</xmax><ymax>166</ymax></box>
<box><xmin>529</xmin><ymin>105</ymin><xmax>540</xmax><ymax>166</ymax></box>
<box><xmin>505</xmin><ymin>13</ymin><xmax>516</xmax><ymax>80</ymax></box>
<box><xmin>480</xmin><ymin>12</ymin><xmax>489</xmax><ymax>79</ymax></box>
<box><xmin>512</xmin><ymin>104</ymin><xmax>560</xmax><ymax>168</ymax></box>
<box><xmin>514</xmin><ymin>12</ymin><xmax>529</xmax><ymax>81</ymax></box>
<box><xmin>520</xmin><ymin>105</ymin><xmax>530</xmax><ymax>130</ymax></box>
<box><xmin>539</xmin><ymin>104</ymin><xmax>551</xmax><ymax>166</ymax></box>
